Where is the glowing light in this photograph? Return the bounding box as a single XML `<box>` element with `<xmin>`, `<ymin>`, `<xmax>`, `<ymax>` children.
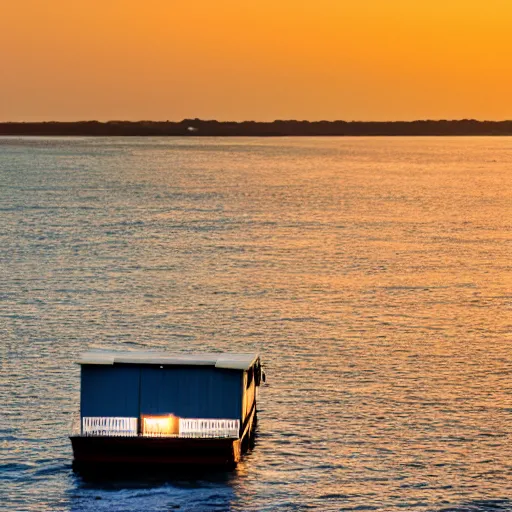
<box><xmin>142</xmin><ymin>414</ymin><xmax>180</xmax><ymax>436</ymax></box>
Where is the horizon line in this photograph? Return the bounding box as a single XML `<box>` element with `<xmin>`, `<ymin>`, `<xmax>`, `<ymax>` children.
<box><xmin>2</xmin><ymin>118</ymin><xmax>512</xmax><ymax>124</ymax></box>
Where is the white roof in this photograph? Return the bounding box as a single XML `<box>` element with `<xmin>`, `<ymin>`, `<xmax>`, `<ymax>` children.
<box><xmin>76</xmin><ymin>349</ymin><xmax>259</xmax><ymax>371</ymax></box>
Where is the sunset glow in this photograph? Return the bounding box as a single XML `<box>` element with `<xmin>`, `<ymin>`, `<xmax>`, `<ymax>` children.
<box><xmin>1</xmin><ymin>0</ymin><xmax>511</xmax><ymax>121</ymax></box>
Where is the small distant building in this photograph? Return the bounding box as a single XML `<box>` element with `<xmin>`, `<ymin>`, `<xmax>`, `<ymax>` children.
<box><xmin>70</xmin><ymin>350</ymin><xmax>263</xmax><ymax>470</ymax></box>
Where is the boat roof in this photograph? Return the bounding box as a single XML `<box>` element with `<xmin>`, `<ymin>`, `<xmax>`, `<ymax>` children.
<box><xmin>76</xmin><ymin>349</ymin><xmax>259</xmax><ymax>371</ymax></box>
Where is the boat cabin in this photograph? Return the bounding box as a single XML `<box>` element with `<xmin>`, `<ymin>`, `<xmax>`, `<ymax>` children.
<box><xmin>70</xmin><ymin>349</ymin><xmax>263</xmax><ymax>469</ymax></box>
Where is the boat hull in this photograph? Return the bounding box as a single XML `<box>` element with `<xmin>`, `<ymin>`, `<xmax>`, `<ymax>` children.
<box><xmin>70</xmin><ymin>435</ymin><xmax>242</xmax><ymax>471</ymax></box>
<box><xmin>71</xmin><ymin>408</ymin><xmax>257</xmax><ymax>473</ymax></box>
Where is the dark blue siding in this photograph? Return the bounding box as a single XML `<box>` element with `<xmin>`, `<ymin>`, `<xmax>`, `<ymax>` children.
<box><xmin>81</xmin><ymin>365</ymin><xmax>140</xmax><ymax>418</ymax></box>
<box><xmin>139</xmin><ymin>367</ymin><xmax>242</xmax><ymax>420</ymax></box>
<box><xmin>80</xmin><ymin>365</ymin><xmax>243</xmax><ymax>421</ymax></box>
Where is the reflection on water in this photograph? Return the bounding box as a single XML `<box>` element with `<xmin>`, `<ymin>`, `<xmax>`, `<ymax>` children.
<box><xmin>1</xmin><ymin>137</ymin><xmax>511</xmax><ymax>511</ymax></box>
<box><xmin>69</xmin><ymin>471</ymin><xmax>239</xmax><ymax>512</ymax></box>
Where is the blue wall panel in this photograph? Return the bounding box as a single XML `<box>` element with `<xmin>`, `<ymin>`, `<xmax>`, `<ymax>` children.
<box><xmin>139</xmin><ymin>367</ymin><xmax>242</xmax><ymax>420</ymax></box>
<box><xmin>81</xmin><ymin>365</ymin><xmax>140</xmax><ymax>418</ymax></box>
<box><xmin>80</xmin><ymin>365</ymin><xmax>243</xmax><ymax>421</ymax></box>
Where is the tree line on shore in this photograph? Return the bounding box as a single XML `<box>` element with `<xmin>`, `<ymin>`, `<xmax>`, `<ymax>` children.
<box><xmin>1</xmin><ymin>119</ymin><xmax>512</xmax><ymax>136</ymax></box>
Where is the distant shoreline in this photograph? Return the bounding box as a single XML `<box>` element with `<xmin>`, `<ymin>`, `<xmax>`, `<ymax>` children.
<box><xmin>1</xmin><ymin>120</ymin><xmax>512</xmax><ymax>137</ymax></box>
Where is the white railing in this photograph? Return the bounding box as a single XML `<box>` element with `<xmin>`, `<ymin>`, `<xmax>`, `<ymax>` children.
<box><xmin>179</xmin><ymin>418</ymin><xmax>240</xmax><ymax>438</ymax></box>
<box><xmin>142</xmin><ymin>415</ymin><xmax>179</xmax><ymax>437</ymax></box>
<box><xmin>82</xmin><ymin>417</ymin><xmax>138</xmax><ymax>436</ymax></box>
<box><xmin>78</xmin><ymin>416</ymin><xmax>240</xmax><ymax>438</ymax></box>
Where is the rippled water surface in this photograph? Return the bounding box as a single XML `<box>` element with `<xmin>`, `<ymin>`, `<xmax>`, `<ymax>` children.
<box><xmin>1</xmin><ymin>137</ymin><xmax>511</xmax><ymax>511</ymax></box>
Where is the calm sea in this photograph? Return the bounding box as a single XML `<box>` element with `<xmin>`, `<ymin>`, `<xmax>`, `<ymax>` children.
<box><xmin>0</xmin><ymin>137</ymin><xmax>510</xmax><ymax>511</ymax></box>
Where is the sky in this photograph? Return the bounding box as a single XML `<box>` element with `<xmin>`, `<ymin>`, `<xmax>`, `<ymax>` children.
<box><xmin>1</xmin><ymin>0</ymin><xmax>511</xmax><ymax>122</ymax></box>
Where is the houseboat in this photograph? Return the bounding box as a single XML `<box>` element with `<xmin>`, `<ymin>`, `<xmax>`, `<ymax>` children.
<box><xmin>70</xmin><ymin>349</ymin><xmax>263</xmax><ymax>470</ymax></box>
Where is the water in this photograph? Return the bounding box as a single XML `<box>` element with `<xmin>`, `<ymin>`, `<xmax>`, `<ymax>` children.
<box><xmin>0</xmin><ymin>136</ymin><xmax>510</xmax><ymax>511</ymax></box>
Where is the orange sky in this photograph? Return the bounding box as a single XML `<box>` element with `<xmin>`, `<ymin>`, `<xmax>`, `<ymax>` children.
<box><xmin>1</xmin><ymin>0</ymin><xmax>511</xmax><ymax>121</ymax></box>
